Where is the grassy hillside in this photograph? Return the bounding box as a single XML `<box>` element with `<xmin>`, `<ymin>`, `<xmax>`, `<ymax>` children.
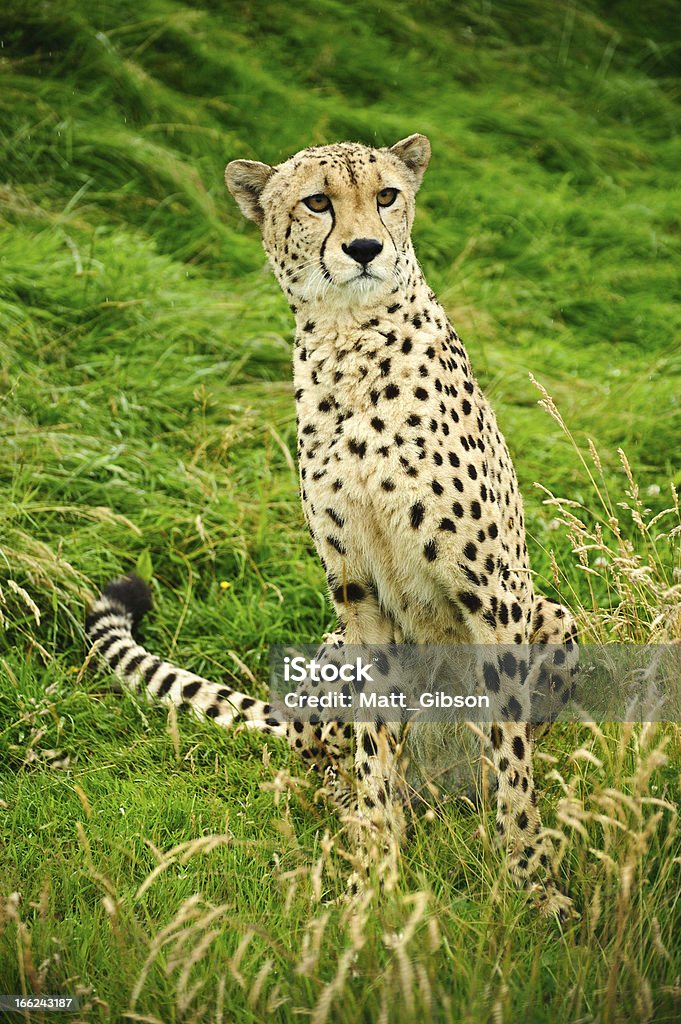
<box><xmin>1</xmin><ymin>1</ymin><xmax>680</xmax><ymax>1020</ymax></box>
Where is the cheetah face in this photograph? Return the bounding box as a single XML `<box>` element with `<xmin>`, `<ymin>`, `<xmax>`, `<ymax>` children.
<box><xmin>225</xmin><ymin>135</ymin><xmax>430</xmax><ymax>309</ymax></box>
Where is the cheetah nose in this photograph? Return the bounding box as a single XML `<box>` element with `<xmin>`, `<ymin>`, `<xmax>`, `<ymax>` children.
<box><xmin>342</xmin><ymin>238</ymin><xmax>383</xmax><ymax>265</ymax></box>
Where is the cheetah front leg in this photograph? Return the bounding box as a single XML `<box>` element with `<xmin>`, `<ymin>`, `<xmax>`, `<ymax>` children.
<box><xmin>530</xmin><ymin>596</ymin><xmax>579</xmax><ymax>731</ymax></box>
<box><xmin>330</xmin><ymin>587</ymin><xmax>407</xmax><ymax>892</ymax></box>
<box><xmin>457</xmin><ymin>605</ymin><xmax>573</xmax><ymax>917</ymax></box>
<box><xmin>491</xmin><ymin>682</ymin><xmax>572</xmax><ymax>917</ymax></box>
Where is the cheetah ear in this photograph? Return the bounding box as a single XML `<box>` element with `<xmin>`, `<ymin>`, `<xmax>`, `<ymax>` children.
<box><xmin>389</xmin><ymin>134</ymin><xmax>431</xmax><ymax>189</ymax></box>
<box><xmin>224</xmin><ymin>160</ymin><xmax>274</xmax><ymax>226</ymax></box>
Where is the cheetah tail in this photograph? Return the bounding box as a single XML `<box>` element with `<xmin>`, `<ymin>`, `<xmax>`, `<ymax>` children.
<box><xmin>85</xmin><ymin>575</ymin><xmax>287</xmax><ymax>735</ymax></box>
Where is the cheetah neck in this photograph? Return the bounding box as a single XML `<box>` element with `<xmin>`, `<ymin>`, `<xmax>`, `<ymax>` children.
<box><xmin>290</xmin><ymin>260</ymin><xmax>473</xmax><ymax>408</ymax></box>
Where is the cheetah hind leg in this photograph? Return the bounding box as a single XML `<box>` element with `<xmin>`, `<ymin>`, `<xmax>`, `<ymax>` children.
<box><xmin>86</xmin><ymin>575</ymin><xmax>355</xmax><ymax>808</ymax></box>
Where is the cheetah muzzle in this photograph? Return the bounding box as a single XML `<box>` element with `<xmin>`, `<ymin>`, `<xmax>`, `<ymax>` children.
<box><xmin>86</xmin><ymin>134</ymin><xmax>578</xmax><ymax>918</ymax></box>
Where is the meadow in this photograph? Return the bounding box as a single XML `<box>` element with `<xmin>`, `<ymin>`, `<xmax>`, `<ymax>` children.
<box><xmin>0</xmin><ymin>0</ymin><xmax>680</xmax><ymax>1020</ymax></box>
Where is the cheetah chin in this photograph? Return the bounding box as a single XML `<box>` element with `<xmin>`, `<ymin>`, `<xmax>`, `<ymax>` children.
<box><xmin>87</xmin><ymin>134</ymin><xmax>578</xmax><ymax>918</ymax></box>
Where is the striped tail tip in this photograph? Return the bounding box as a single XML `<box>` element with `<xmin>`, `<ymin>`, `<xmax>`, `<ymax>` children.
<box><xmin>86</xmin><ymin>573</ymin><xmax>153</xmax><ymax>636</ymax></box>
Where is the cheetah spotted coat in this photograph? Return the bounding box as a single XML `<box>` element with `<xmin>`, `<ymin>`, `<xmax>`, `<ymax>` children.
<box><xmin>87</xmin><ymin>134</ymin><xmax>577</xmax><ymax>916</ymax></box>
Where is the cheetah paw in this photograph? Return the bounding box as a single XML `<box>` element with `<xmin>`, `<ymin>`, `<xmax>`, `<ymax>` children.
<box><xmin>532</xmin><ymin>883</ymin><xmax>578</xmax><ymax>922</ymax></box>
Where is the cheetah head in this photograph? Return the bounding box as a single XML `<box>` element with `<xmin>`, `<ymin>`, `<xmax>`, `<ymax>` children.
<box><xmin>225</xmin><ymin>135</ymin><xmax>430</xmax><ymax>310</ymax></box>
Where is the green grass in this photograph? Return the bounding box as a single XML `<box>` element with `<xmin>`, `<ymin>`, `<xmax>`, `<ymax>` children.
<box><xmin>1</xmin><ymin>0</ymin><xmax>680</xmax><ymax>1020</ymax></box>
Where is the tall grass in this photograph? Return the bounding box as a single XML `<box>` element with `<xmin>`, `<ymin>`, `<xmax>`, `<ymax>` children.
<box><xmin>0</xmin><ymin>1</ymin><xmax>679</xmax><ymax>1020</ymax></box>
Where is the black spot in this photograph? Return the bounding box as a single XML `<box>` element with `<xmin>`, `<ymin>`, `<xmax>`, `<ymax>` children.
<box><xmin>363</xmin><ymin>731</ymin><xmax>378</xmax><ymax>756</ymax></box>
<box><xmin>407</xmin><ymin>414</ymin><xmax>421</xmax><ymax>427</ymax></box>
<box><xmin>333</xmin><ymin>583</ymin><xmax>365</xmax><ymax>603</ymax></box>
<box><xmin>463</xmin><ymin>542</ymin><xmax>477</xmax><ymax>561</ymax></box>
<box><xmin>483</xmin><ymin>662</ymin><xmax>500</xmax><ymax>692</ymax></box>
<box><xmin>467</xmin><ymin>464</ymin><xmax>478</xmax><ymax>480</ymax></box>
<box><xmin>462</xmin><ymin>399</ymin><xmax>472</xmax><ymax>415</ymax></box>
<box><xmin>517</xmin><ymin>810</ymin><xmax>529</xmax><ymax>830</ymax></box>
<box><xmin>424</xmin><ymin>540</ymin><xmax>437</xmax><ymax>561</ymax></box>
<box><xmin>507</xmin><ymin>696</ymin><xmax>522</xmax><ymax>720</ymax></box>
<box><xmin>470</xmin><ymin>500</ymin><xmax>482</xmax><ymax>520</ymax></box>
<box><xmin>385</xmin><ymin>383</ymin><xmax>400</xmax><ymax>399</ymax></box>
<box><xmin>379</xmin><ymin>358</ymin><xmax>391</xmax><ymax>376</ymax></box>
<box><xmin>374</xmin><ymin>652</ymin><xmax>390</xmax><ymax>676</ymax></box>
<box><xmin>439</xmin><ymin>518</ymin><xmax>456</xmax><ymax>532</ymax></box>
<box><xmin>459</xmin><ymin>591</ymin><xmax>482</xmax><ymax>614</ymax></box>
<box><xmin>348</xmin><ymin>439</ymin><xmax>367</xmax><ymax>458</ymax></box>
<box><xmin>183</xmin><ymin>681</ymin><xmax>202</xmax><ymax>698</ymax></box>
<box><xmin>431</xmin><ymin>480</ymin><xmax>444</xmax><ymax>496</ymax></box>
<box><xmin>371</xmin><ymin>417</ymin><xmax>385</xmax><ymax>432</ymax></box>
<box><xmin>327</xmin><ymin>535</ymin><xmax>346</xmax><ymax>555</ymax></box>
<box><xmin>502</xmin><ymin>652</ymin><xmax>517</xmax><ymax>677</ymax></box>
<box><xmin>452</xmin><ymin>501</ymin><xmax>464</xmax><ymax>518</ymax></box>
<box><xmin>326</xmin><ymin>507</ymin><xmax>345</xmax><ymax>528</ymax></box>
<box><xmin>414</xmin><ymin>387</ymin><xmax>429</xmax><ymax>400</ymax></box>
<box><xmin>512</xmin><ymin>736</ymin><xmax>525</xmax><ymax>760</ymax></box>
<box><xmin>410</xmin><ymin>502</ymin><xmax>425</xmax><ymax>528</ymax></box>
<box><xmin>381</xmin><ymin>479</ymin><xmax>396</xmax><ymax>491</ymax></box>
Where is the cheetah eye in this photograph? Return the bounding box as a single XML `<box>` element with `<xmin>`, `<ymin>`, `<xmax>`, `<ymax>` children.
<box><xmin>303</xmin><ymin>193</ymin><xmax>332</xmax><ymax>213</ymax></box>
<box><xmin>377</xmin><ymin>187</ymin><xmax>399</xmax><ymax>208</ymax></box>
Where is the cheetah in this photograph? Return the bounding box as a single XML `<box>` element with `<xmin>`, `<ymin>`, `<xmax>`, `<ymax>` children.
<box><xmin>87</xmin><ymin>134</ymin><xmax>578</xmax><ymax>915</ymax></box>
